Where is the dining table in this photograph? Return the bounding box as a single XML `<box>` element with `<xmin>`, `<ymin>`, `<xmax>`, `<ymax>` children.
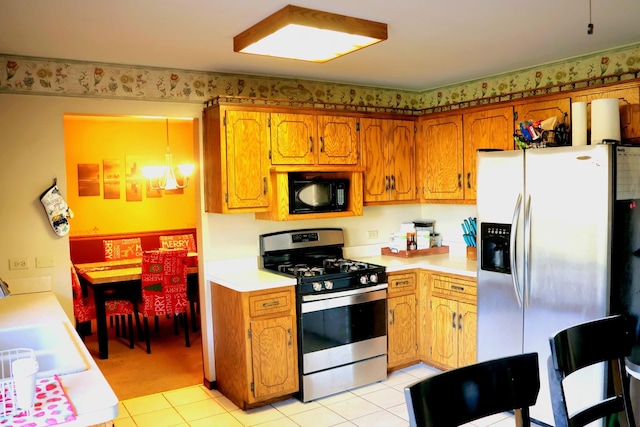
<box><xmin>74</xmin><ymin>254</ymin><xmax>198</xmax><ymax>359</ymax></box>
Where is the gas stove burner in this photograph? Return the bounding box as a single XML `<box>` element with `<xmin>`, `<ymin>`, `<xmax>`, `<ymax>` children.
<box><xmin>278</xmin><ymin>263</ymin><xmax>293</xmax><ymax>273</ymax></box>
<box><xmin>338</xmin><ymin>260</ymin><xmax>368</xmax><ymax>272</ymax></box>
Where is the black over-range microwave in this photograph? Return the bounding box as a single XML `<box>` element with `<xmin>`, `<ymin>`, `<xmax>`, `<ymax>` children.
<box><xmin>288</xmin><ymin>175</ymin><xmax>349</xmax><ymax>214</ymax></box>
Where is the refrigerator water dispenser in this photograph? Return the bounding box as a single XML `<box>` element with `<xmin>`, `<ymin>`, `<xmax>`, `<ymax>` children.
<box><xmin>480</xmin><ymin>222</ymin><xmax>511</xmax><ymax>274</ymax></box>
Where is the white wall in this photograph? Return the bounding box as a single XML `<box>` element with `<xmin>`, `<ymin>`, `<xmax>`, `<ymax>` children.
<box><xmin>0</xmin><ymin>92</ymin><xmax>476</xmax><ymax>386</ymax></box>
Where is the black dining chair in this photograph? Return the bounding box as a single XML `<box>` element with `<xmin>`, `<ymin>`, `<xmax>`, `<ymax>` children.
<box><xmin>404</xmin><ymin>353</ymin><xmax>540</xmax><ymax>427</ymax></box>
<box><xmin>548</xmin><ymin>314</ymin><xmax>637</xmax><ymax>427</ymax></box>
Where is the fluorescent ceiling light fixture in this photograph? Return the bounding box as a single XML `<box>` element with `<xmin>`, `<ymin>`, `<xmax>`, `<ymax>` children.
<box><xmin>233</xmin><ymin>5</ymin><xmax>388</xmax><ymax>63</ymax></box>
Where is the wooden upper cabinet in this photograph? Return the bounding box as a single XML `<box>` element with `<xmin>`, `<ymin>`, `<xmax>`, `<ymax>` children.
<box><xmin>572</xmin><ymin>85</ymin><xmax>640</xmax><ymax>142</ymax></box>
<box><xmin>418</xmin><ymin>114</ymin><xmax>464</xmax><ymax>201</ymax></box>
<box><xmin>514</xmin><ymin>98</ymin><xmax>571</xmax><ymax>133</ymax></box>
<box><xmin>270</xmin><ymin>113</ymin><xmax>360</xmax><ymax>166</ymax></box>
<box><xmin>462</xmin><ymin>106</ymin><xmax>514</xmax><ymax>201</ymax></box>
<box><xmin>361</xmin><ymin>118</ymin><xmax>416</xmax><ymax>204</ymax></box>
<box><xmin>202</xmin><ymin>107</ymin><xmax>271</xmax><ymax>213</ymax></box>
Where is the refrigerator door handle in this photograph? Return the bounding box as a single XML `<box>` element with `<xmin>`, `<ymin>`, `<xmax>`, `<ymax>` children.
<box><xmin>511</xmin><ymin>193</ymin><xmax>524</xmax><ymax>307</ymax></box>
<box><xmin>524</xmin><ymin>193</ymin><xmax>532</xmax><ymax>307</ymax></box>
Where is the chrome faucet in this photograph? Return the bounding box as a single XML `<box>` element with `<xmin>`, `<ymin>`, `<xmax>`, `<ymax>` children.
<box><xmin>0</xmin><ymin>278</ymin><xmax>10</xmax><ymax>298</ymax></box>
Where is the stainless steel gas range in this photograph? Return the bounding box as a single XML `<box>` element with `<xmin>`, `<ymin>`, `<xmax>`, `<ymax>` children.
<box><xmin>259</xmin><ymin>228</ymin><xmax>388</xmax><ymax>402</ymax></box>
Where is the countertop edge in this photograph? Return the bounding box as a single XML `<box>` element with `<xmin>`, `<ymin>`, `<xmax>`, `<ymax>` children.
<box><xmin>206</xmin><ymin>253</ymin><xmax>477</xmax><ymax>292</ymax></box>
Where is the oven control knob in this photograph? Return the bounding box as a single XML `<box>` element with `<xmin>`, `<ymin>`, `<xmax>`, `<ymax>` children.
<box><xmin>359</xmin><ymin>275</ymin><xmax>369</xmax><ymax>285</ymax></box>
<box><xmin>369</xmin><ymin>273</ymin><xmax>378</xmax><ymax>283</ymax></box>
<box><xmin>312</xmin><ymin>282</ymin><xmax>323</xmax><ymax>291</ymax></box>
<box><xmin>323</xmin><ymin>280</ymin><xmax>333</xmax><ymax>290</ymax></box>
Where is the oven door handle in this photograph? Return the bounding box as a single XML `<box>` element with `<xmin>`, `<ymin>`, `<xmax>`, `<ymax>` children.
<box><xmin>301</xmin><ymin>285</ymin><xmax>388</xmax><ymax>313</ymax></box>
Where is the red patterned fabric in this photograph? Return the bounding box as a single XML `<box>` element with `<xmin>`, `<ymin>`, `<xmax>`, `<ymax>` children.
<box><xmin>103</xmin><ymin>237</ymin><xmax>143</xmax><ymax>260</ymax></box>
<box><xmin>159</xmin><ymin>234</ymin><xmax>197</xmax><ymax>252</ymax></box>
<box><xmin>71</xmin><ymin>263</ymin><xmax>134</xmax><ymax>320</ymax></box>
<box><xmin>71</xmin><ymin>263</ymin><xmax>95</xmax><ymax>323</ymax></box>
<box><xmin>141</xmin><ymin>249</ymin><xmax>188</xmax><ymax>317</ymax></box>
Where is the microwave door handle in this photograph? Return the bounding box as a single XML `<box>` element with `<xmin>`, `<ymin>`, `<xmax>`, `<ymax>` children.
<box><xmin>511</xmin><ymin>193</ymin><xmax>523</xmax><ymax>308</ymax></box>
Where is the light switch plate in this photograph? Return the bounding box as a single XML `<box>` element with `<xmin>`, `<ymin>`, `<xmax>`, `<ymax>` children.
<box><xmin>36</xmin><ymin>256</ymin><xmax>55</xmax><ymax>268</ymax></box>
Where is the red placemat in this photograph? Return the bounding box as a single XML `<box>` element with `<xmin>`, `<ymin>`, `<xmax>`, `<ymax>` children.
<box><xmin>0</xmin><ymin>375</ymin><xmax>76</xmax><ymax>426</ymax></box>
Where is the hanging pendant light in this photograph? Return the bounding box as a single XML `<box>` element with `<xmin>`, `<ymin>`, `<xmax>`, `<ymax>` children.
<box><xmin>141</xmin><ymin>119</ymin><xmax>194</xmax><ymax>190</ymax></box>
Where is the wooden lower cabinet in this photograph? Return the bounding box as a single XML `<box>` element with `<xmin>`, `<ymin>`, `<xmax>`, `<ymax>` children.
<box><xmin>425</xmin><ymin>272</ymin><xmax>477</xmax><ymax>370</ymax></box>
<box><xmin>211</xmin><ymin>284</ymin><xmax>298</xmax><ymax>409</ymax></box>
<box><xmin>387</xmin><ymin>271</ymin><xmax>419</xmax><ymax>369</ymax></box>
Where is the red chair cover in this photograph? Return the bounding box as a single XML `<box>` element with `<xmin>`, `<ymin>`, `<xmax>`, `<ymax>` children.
<box><xmin>141</xmin><ymin>249</ymin><xmax>188</xmax><ymax>318</ymax></box>
<box><xmin>71</xmin><ymin>263</ymin><xmax>95</xmax><ymax>323</ymax></box>
<box><xmin>159</xmin><ymin>234</ymin><xmax>197</xmax><ymax>252</ymax></box>
<box><xmin>103</xmin><ymin>237</ymin><xmax>143</xmax><ymax>260</ymax></box>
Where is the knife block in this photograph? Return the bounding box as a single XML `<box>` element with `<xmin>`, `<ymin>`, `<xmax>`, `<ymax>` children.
<box><xmin>466</xmin><ymin>246</ymin><xmax>477</xmax><ymax>260</ymax></box>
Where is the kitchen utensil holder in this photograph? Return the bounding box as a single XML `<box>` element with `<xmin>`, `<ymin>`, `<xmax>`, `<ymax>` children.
<box><xmin>0</xmin><ymin>348</ymin><xmax>36</xmax><ymax>417</ymax></box>
<box><xmin>466</xmin><ymin>246</ymin><xmax>477</xmax><ymax>260</ymax></box>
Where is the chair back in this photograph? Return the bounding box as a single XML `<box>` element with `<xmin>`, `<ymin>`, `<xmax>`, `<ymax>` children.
<box><xmin>70</xmin><ymin>263</ymin><xmax>95</xmax><ymax>322</ymax></box>
<box><xmin>404</xmin><ymin>353</ymin><xmax>540</xmax><ymax>427</ymax></box>
<box><xmin>141</xmin><ymin>249</ymin><xmax>188</xmax><ymax>317</ymax></box>
<box><xmin>159</xmin><ymin>234</ymin><xmax>196</xmax><ymax>252</ymax></box>
<box><xmin>103</xmin><ymin>237</ymin><xmax>143</xmax><ymax>260</ymax></box>
<box><xmin>548</xmin><ymin>314</ymin><xmax>636</xmax><ymax>427</ymax></box>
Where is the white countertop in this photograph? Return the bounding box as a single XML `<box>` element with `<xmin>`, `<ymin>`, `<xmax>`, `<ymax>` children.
<box><xmin>0</xmin><ymin>292</ymin><xmax>118</xmax><ymax>426</ymax></box>
<box><xmin>206</xmin><ymin>252</ymin><xmax>477</xmax><ymax>292</ymax></box>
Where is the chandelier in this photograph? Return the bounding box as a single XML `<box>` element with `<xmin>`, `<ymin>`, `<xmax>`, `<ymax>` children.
<box><xmin>141</xmin><ymin>119</ymin><xmax>194</xmax><ymax>190</ymax></box>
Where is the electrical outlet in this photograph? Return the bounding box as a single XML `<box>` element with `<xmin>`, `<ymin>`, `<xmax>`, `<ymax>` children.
<box><xmin>368</xmin><ymin>230</ymin><xmax>379</xmax><ymax>239</ymax></box>
<box><xmin>9</xmin><ymin>257</ymin><xmax>28</xmax><ymax>270</ymax></box>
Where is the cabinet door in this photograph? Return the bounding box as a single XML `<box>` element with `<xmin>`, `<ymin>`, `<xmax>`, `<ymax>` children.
<box><xmin>388</xmin><ymin>294</ymin><xmax>418</xmax><ymax>367</ymax></box>
<box><xmin>514</xmin><ymin>98</ymin><xmax>571</xmax><ymax>132</ymax></box>
<box><xmin>463</xmin><ymin>106</ymin><xmax>514</xmax><ymax>200</ymax></box>
<box><xmin>250</xmin><ymin>315</ymin><xmax>298</xmax><ymax>400</ymax></box>
<box><xmin>270</xmin><ymin>113</ymin><xmax>316</xmax><ymax>165</ymax></box>
<box><xmin>418</xmin><ymin>115</ymin><xmax>464</xmax><ymax>200</ymax></box>
<box><xmin>317</xmin><ymin>115</ymin><xmax>360</xmax><ymax>165</ymax></box>
<box><xmin>225</xmin><ymin>111</ymin><xmax>271</xmax><ymax>210</ymax></box>
<box><xmin>457</xmin><ymin>301</ymin><xmax>477</xmax><ymax>368</ymax></box>
<box><xmin>361</xmin><ymin>118</ymin><xmax>389</xmax><ymax>203</ymax></box>
<box><xmin>388</xmin><ymin>120</ymin><xmax>416</xmax><ymax>201</ymax></box>
<box><xmin>572</xmin><ymin>87</ymin><xmax>640</xmax><ymax>142</ymax></box>
<box><xmin>430</xmin><ymin>295</ymin><xmax>458</xmax><ymax>369</ymax></box>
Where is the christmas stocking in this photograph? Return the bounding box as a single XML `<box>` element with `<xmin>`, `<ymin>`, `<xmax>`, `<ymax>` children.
<box><xmin>40</xmin><ymin>180</ymin><xmax>74</xmax><ymax>236</ymax></box>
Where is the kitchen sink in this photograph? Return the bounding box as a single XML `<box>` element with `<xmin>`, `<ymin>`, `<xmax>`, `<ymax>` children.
<box><xmin>0</xmin><ymin>322</ymin><xmax>89</xmax><ymax>378</ymax></box>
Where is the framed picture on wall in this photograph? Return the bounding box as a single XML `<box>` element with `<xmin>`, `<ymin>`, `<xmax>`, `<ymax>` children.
<box><xmin>103</xmin><ymin>159</ymin><xmax>121</xmax><ymax>199</ymax></box>
<box><xmin>78</xmin><ymin>163</ymin><xmax>100</xmax><ymax>197</ymax></box>
<box><xmin>125</xmin><ymin>155</ymin><xmax>142</xmax><ymax>202</ymax></box>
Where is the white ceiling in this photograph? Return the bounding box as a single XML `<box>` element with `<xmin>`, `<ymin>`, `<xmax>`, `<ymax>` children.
<box><xmin>1</xmin><ymin>0</ymin><xmax>639</xmax><ymax>91</ymax></box>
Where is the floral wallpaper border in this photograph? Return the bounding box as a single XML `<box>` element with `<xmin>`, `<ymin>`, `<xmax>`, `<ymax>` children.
<box><xmin>1</xmin><ymin>42</ymin><xmax>639</xmax><ymax>112</ymax></box>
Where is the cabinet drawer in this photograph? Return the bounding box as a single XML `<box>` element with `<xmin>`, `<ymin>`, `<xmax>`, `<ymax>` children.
<box><xmin>431</xmin><ymin>275</ymin><xmax>476</xmax><ymax>299</ymax></box>
<box><xmin>388</xmin><ymin>272</ymin><xmax>417</xmax><ymax>294</ymax></box>
<box><xmin>248</xmin><ymin>291</ymin><xmax>293</xmax><ymax>317</ymax></box>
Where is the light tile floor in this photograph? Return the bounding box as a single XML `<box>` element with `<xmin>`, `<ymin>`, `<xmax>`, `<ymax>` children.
<box><xmin>110</xmin><ymin>363</ymin><xmax>519</xmax><ymax>427</ymax></box>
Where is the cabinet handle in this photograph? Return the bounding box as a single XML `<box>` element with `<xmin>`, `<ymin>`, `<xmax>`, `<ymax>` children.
<box><xmin>458</xmin><ymin>313</ymin><xmax>462</xmax><ymax>330</ymax></box>
<box><xmin>263</xmin><ymin>177</ymin><xmax>267</xmax><ymax>195</ymax></box>
<box><xmin>287</xmin><ymin>328</ymin><xmax>292</xmax><ymax>346</ymax></box>
<box><xmin>262</xmin><ymin>300</ymin><xmax>280</xmax><ymax>308</ymax></box>
<box><xmin>385</xmin><ymin>176</ymin><xmax>390</xmax><ymax>190</ymax></box>
<box><xmin>396</xmin><ymin>280</ymin><xmax>410</xmax><ymax>286</ymax></box>
<box><xmin>389</xmin><ymin>309</ymin><xmax>394</xmax><ymax>325</ymax></box>
<box><xmin>320</xmin><ymin>136</ymin><xmax>325</xmax><ymax>152</ymax></box>
<box><xmin>451</xmin><ymin>285</ymin><xmax>464</xmax><ymax>291</ymax></box>
<box><xmin>457</xmin><ymin>173</ymin><xmax>462</xmax><ymax>189</ymax></box>
<box><xmin>309</xmin><ymin>136</ymin><xmax>314</xmax><ymax>153</ymax></box>
<box><xmin>452</xmin><ymin>312</ymin><xmax>456</xmax><ymax>328</ymax></box>
<box><xmin>467</xmin><ymin>172</ymin><xmax>472</xmax><ymax>189</ymax></box>
<box><xmin>391</xmin><ymin>175</ymin><xmax>396</xmax><ymax>190</ymax></box>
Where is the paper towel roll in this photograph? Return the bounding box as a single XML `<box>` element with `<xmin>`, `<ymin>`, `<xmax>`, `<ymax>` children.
<box><xmin>571</xmin><ymin>102</ymin><xmax>587</xmax><ymax>146</ymax></box>
<box><xmin>591</xmin><ymin>98</ymin><xmax>621</xmax><ymax>144</ymax></box>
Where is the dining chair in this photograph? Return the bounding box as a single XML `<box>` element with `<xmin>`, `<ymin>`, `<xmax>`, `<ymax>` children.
<box><xmin>70</xmin><ymin>263</ymin><xmax>136</xmax><ymax>349</ymax></box>
<box><xmin>548</xmin><ymin>314</ymin><xmax>637</xmax><ymax>427</ymax></box>
<box><xmin>404</xmin><ymin>353</ymin><xmax>540</xmax><ymax>427</ymax></box>
<box><xmin>159</xmin><ymin>234</ymin><xmax>199</xmax><ymax>332</ymax></box>
<box><xmin>103</xmin><ymin>237</ymin><xmax>143</xmax><ymax>261</ymax></box>
<box><xmin>139</xmin><ymin>248</ymin><xmax>190</xmax><ymax>354</ymax></box>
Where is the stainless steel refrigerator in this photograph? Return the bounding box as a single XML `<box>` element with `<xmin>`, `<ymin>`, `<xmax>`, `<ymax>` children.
<box><xmin>476</xmin><ymin>144</ymin><xmax>640</xmax><ymax>426</ymax></box>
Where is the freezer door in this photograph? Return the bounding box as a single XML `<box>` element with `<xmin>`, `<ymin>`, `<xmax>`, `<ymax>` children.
<box><xmin>525</xmin><ymin>145</ymin><xmax>612</xmax><ymax>425</ymax></box>
<box><xmin>476</xmin><ymin>150</ymin><xmax>525</xmax><ymax>362</ymax></box>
